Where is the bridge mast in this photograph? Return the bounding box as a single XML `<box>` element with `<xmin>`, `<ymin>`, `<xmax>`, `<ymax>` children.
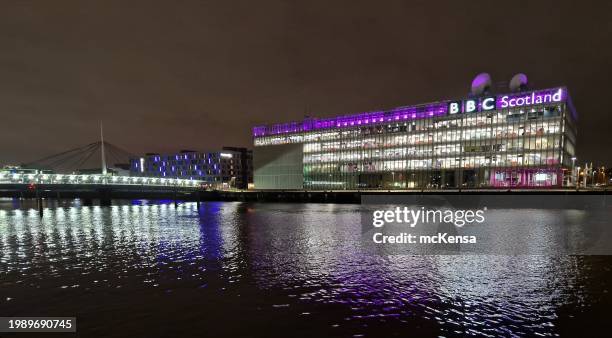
<box><xmin>100</xmin><ymin>122</ymin><xmax>107</xmax><ymax>175</ymax></box>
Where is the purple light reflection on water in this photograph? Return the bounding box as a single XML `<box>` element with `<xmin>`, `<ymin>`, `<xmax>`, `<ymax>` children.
<box><xmin>0</xmin><ymin>201</ymin><xmax>607</xmax><ymax>337</ymax></box>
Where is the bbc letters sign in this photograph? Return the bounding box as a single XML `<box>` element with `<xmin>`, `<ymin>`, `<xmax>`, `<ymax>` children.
<box><xmin>448</xmin><ymin>96</ymin><xmax>495</xmax><ymax>114</ymax></box>
<box><xmin>448</xmin><ymin>88</ymin><xmax>565</xmax><ymax>115</ymax></box>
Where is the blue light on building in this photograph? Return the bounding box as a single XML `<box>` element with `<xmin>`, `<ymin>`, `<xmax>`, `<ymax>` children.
<box><xmin>130</xmin><ymin>148</ymin><xmax>252</xmax><ymax>189</ymax></box>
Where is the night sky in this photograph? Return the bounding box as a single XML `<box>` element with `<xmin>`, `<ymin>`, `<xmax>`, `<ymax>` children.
<box><xmin>1</xmin><ymin>0</ymin><xmax>610</xmax><ymax>166</ymax></box>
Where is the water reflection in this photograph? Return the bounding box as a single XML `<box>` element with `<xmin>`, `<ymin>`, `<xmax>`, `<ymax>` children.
<box><xmin>0</xmin><ymin>199</ymin><xmax>607</xmax><ymax>336</ymax></box>
<box><xmin>242</xmin><ymin>204</ymin><xmax>595</xmax><ymax>336</ymax></box>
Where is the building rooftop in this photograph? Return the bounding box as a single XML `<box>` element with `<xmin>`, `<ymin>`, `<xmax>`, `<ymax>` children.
<box><xmin>252</xmin><ymin>86</ymin><xmax>575</xmax><ymax>138</ymax></box>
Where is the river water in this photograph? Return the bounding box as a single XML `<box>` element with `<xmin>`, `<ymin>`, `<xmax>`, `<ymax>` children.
<box><xmin>0</xmin><ymin>198</ymin><xmax>611</xmax><ymax>337</ymax></box>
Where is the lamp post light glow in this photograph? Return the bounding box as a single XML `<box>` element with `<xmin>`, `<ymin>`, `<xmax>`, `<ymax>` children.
<box><xmin>571</xmin><ymin>157</ymin><xmax>577</xmax><ymax>187</ymax></box>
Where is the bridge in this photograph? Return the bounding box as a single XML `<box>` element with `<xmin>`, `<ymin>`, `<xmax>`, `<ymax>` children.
<box><xmin>0</xmin><ymin>171</ymin><xmax>201</xmax><ymax>188</ymax></box>
<box><xmin>0</xmin><ymin>126</ymin><xmax>208</xmax><ymax>210</ymax></box>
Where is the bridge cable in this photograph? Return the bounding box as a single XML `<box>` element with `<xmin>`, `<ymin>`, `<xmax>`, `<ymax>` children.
<box><xmin>43</xmin><ymin>142</ymin><xmax>99</xmax><ymax>173</ymax></box>
<box><xmin>72</xmin><ymin>144</ymin><xmax>101</xmax><ymax>173</ymax></box>
<box><xmin>22</xmin><ymin>142</ymin><xmax>99</xmax><ymax>167</ymax></box>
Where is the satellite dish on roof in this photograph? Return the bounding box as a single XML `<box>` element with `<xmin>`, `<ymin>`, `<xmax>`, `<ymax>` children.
<box><xmin>509</xmin><ymin>73</ymin><xmax>528</xmax><ymax>92</ymax></box>
<box><xmin>471</xmin><ymin>73</ymin><xmax>492</xmax><ymax>96</ymax></box>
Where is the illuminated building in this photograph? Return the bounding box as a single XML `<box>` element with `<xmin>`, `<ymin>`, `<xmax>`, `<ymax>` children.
<box><xmin>130</xmin><ymin>148</ymin><xmax>252</xmax><ymax>189</ymax></box>
<box><xmin>252</xmin><ymin>85</ymin><xmax>577</xmax><ymax>190</ymax></box>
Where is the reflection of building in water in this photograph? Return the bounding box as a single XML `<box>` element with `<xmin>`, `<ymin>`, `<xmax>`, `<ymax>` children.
<box><xmin>252</xmin><ymin>76</ymin><xmax>578</xmax><ymax>190</ymax></box>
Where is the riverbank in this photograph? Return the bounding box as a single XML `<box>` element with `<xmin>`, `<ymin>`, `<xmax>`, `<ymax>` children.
<box><xmin>0</xmin><ymin>186</ymin><xmax>608</xmax><ymax>204</ymax></box>
<box><xmin>212</xmin><ymin>189</ymin><xmax>609</xmax><ymax>203</ymax></box>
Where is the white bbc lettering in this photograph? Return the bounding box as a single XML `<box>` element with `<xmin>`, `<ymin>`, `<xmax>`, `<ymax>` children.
<box><xmin>482</xmin><ymin>97</ymin><xmax>495</xmax><ymax>110</ymax></box>
<box><xmin>465</xmin><ymin>100</ymin><xmax>477</xmax><ymax>113</ymax></box>
<box><xmin>449</xmin><ymin>102</ymin><xmax>460</xmax><ymax>114</ymax></box>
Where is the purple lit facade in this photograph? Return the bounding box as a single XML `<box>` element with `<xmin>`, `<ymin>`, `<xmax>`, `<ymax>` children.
<box><xmin>253</xmin><ymin>87</ymin><xmax>568</xmax><ymax>138</ymax></box>
<box><xmin>253</xmin><ymin>87</ymin><xmax>577</xmax><ymax>190</ymax></box>
<box><xmin>253</xmin><ymin>102</ymin><xmax>449</xmax><ymax>137</ymax></box>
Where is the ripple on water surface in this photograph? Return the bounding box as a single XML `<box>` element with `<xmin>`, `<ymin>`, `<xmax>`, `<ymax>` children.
<box><xmin>0</xmin><ymin>199</ymin><xmax>609</xmax><ymax>336</ymax></box>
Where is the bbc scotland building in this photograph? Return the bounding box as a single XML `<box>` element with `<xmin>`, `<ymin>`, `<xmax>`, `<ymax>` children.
<box><xmin>252</xmin><ymin>81</ymin><xmax>577</xmax><ymax>190</ymax></box>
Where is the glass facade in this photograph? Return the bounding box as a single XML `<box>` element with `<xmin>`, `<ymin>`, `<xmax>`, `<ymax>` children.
<box><xmin>253</xmin><ymin>87</ymin><xmax>577</xmax><ymax>190</ymax></box>
<box><xmin>130</xmin><ymin>149</ymin><xmax>252</xmax><ymax>189</ymax></box>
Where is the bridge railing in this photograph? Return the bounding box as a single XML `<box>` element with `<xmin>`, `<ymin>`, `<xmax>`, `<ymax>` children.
<box><xmin>0</xmin><ymin>172</ymin><xmax>203</xmax><ymax>188</ymax></box>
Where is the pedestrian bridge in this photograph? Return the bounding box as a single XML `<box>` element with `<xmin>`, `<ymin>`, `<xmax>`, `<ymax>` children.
<box><xmin>0</xmin><ymin>136</ymin><xmax>210</xmax><ymax>205</ymax></box>
<box><xmin>0</xmin><ymin>171</ymin><xmax>203</xmax><ymax>188</ymax></box>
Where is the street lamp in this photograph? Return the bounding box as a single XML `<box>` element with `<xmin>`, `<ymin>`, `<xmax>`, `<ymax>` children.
<box><xmin>571</xmin><ymin>157</ymin><xmax>577</xmax><ymax>187</ymax></box>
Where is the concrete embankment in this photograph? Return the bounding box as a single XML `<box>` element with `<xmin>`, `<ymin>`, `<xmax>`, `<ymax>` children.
<box><xmin>0</xmin><ymin>184</ymin><xmax>608</xmax><ymax>205</ymax></box>
<box><xmin>208</xmin><ymin>189</ymin><xmax>608</xmax><ymax>204</ymax></box>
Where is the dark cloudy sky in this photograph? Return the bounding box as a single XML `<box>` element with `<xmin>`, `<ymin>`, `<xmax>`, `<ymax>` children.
<box><xmin>1</xmin><ymin>0</ymin><xmax>610</xmax><ymax>165</ymax></box>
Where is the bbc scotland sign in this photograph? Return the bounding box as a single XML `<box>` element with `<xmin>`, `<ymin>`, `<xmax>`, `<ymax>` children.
<box><xmin>448</xmin><ymin>88</ymin><xmax>565</xmax><ymax>114</ymax></box>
